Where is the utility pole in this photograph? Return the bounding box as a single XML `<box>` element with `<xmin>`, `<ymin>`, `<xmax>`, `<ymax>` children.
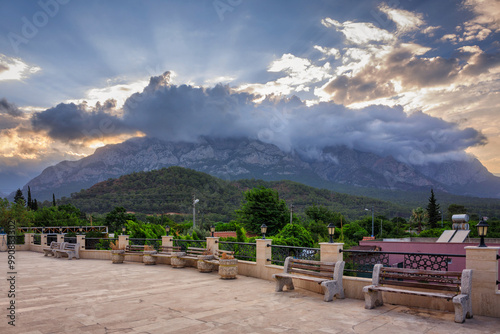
<box><xmin>365</xmin><ymin>207</ymin><xmax>374</xmax><ymax>237</ymax></box>
<box><xmin>192</xmin><ymin>194</ymin><xmax>199</xmax><ymax>229</ymax></box>
<box><xmin>290</xmin><ymin>204</ymin><xmax>294</xmax><ymax>224</ymax></box>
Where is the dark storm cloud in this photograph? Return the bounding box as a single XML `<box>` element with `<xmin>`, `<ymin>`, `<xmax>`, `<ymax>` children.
<box><xmin>0</xmin><ymin>98</ymin><xmax>23</xmax><ymax>117</ymax></box>
<box><xmin>31</xmin><ymin>100</ymin><xmax>130</xmax><ymax>141</ymax></box>
<box><xmin>122</xmin><ymin>72</ymin><xmax>486</xmax><ymax>165</ymax></box>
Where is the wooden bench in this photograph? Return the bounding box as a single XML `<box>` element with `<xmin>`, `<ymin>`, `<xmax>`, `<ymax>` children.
<box><xmin>152</xmin><ymin>245</ymin><xmax>181</xmax><ymax>259</ymax></box>
<box><xmin>54</xmin><ymin>243</ymin><xmax>80</xmax><ymax>260</ymax></box>
<box><xmin>272</xmin><ymin>257</ymin><xmax>345</xmax><ymax>302</ymax></box>
<box><xmin>43</xmin><ymin>241</ymin><xmax>65</xmax><ymax>257</ymax></box>
<box><xmin>363</xmin><ymin>264</ymin><xmax>473</xmax><ymax>323</ymax></box>
<box><xmin>204</xmin><ymin>249</ymin><xmax>235</xmax><ymax>265</ymax></box>
<box><xmin>180</xmin><ymin>247</ymin><xmax>210</xmax><ymax>260</ymax></box>
<box><xmin>125</xmin><ymin>245</ymin><xmax>149</xmax><ymax>254</ymax></box>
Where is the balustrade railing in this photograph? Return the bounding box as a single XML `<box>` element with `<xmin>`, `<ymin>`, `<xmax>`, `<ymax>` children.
<box><xmin>341</xmin><ymin>250</ymin><xmax>466</xmax><ymax>278</ymax></box>
<box><xmin>173</xmin><ymin>239</ymin><xmax>206</xmax><ymax>251</ymax></box>
<box><xmin>47</xmin><ymin>234</ymin><xmax>58</xmax><ymax>244</ymax></box>
<box><xmin>218</xmin><ymin>241</ymin><xmax>256</xmax><ymax>261</ymax></box>
<box><xmin>15</xmin><ymin>235</ymin><xmax>25</xmax><ymax>244</ymax></box>
<box><xmin>33</xmin><ymin>234</ymin><xmax>41</xmax><ymax>245</ymax></box>
<box><xmin>64</xmin><ymin>236</ymin><xmax>77</xmax><ymax>244</ymax></box>
<box><xmin>268</xmin><ymin>244</ymin><xmax>320</xmax><ymax>265</ymax></box>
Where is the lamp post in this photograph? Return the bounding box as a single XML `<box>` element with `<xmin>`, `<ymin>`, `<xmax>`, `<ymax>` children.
<box><xmin>210</xmin><ymin>224</ymin><xmax>215</xmax><ymax>237</ymax></box>
<box><xmin>165</xmin><ymin>225</ymin><xmax>170</xmax><ymax>236</ymax></box>
<box><xmin>79</xmin><ymin>226</ymin><xmax>83</xmax><ymax>235</ymax></box>
<box><xmin>476</xmin><ymin>218</ymin><xmax>489</xmax><ymax>248</ymax></box>
<box><xmin>121</xmin><ymin>226</ymin><xmax>126</xmax><ymax>235</ymax></box>
<box><xmin>193</xmin><ymin>196</ymin><xmax>199</xmax><ymax>229</ymax></box>
<box><xmin>327</xmin><ymin>223</ymin><xmax>335</xmax><ymax>243</ymax></box>
<box><xmin>261</xmin><ymin>224</ymin><xmax>267</xmax><ymax>239</ymax></box>
<box><xmin>365</xmin><ymin>207</ymin><xmax>374</xmax><ymax>237</ymax></box>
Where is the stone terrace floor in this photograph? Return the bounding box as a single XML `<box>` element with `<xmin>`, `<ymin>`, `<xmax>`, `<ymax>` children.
<box><xmin>1</xmin><ymin>252</ymin><xmax>499</xmax><ymax>334</ymax></box>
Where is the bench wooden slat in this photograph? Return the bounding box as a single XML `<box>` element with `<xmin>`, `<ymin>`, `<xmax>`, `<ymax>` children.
<box><xmin>379</xmin><ymin>279</ymin><xmax>460</xmax><ymax>292</ymax></box>
<box><xmin>289</xmin><ymin>267</ymin><xmax>333</xmax><ymax>278</ymax></box>
<box><xmin>289</xmin><ymin>263</ymin><xmax>334</xmax><ymax>273</ymax></box>
<box><xmin>274</xmin><ymin>273</ymin><xmax>328</xmax><ymax>284</ymax></box>
<box><xmin>289</xmin><ymin>258</ymin><xmax>335</xmax><ymax>266</ymax></box>
<box><xmin>381</xmin><ymin>267</ymin><xmax>462</xmax><ymax>277</ymax></box>
<box><xmin>367</xmin><ymin>286</ymin><xmax>457</xmax><ymax>300</ymax></box>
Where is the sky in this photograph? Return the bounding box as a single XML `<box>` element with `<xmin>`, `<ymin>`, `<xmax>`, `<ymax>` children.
<box><xmin>0</xmin><ymin>0</ymin><xmax>499</xmax><ymax>194</ymax></box>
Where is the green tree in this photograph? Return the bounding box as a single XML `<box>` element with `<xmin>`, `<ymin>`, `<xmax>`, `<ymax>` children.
<box><xmin>272</xmin><ymin>223</ymin><xmax>315</xmax><ymax>247</ymax></box>
<box><xmin>14</xmin><ymin>189</ymin><xmax>25</xmax><ymax>205</ymax></box>
<box><xmin>27</xmin><ymin>186</ymin><xmax>32</xmax><ymax>210</ymax></box>
<box><xmin>235</xmin><ymin>187</ymin><xmax>288</xmax><ymax>235</ymax></box>
<box><xmin>426</xmin><ymin>189</ymin><xmax>440</xmax><ymax>229</ymax></box>
<box><xmin>52</xmin><ymin>193</ymin><xmax>56</xmax><ymax>207</ymax></box>
<box><xmin>105</xmin><ymin>207</ymin><xmax>136</xmax><ymax>233</ymax></box>
<box><xmin>342</xmin><ymin>222</ymin><xmax>368</xmax><ymax>243</ymax></box>
<box><xmin>410</xmin><ymin>207</ymin><xmax>428</xmax><ymax>233</ymax></box>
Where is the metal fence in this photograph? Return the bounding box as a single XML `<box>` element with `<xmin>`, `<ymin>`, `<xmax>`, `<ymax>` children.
<box><xmin>64</xmin><ymin>236</ymin><xmax>77</xmax><ymax>244</ymax></box>
<box><xmin>15</xmin><ymin>235</ymin><xmax>25</xmax><ymax>244</ymax></box>
<box><xmin>341</xmin><ymin>250</ymin><xmax>466</xmax><ymax>278</ymax></box>
<box><xmin>128</xmin><ymin>238</ymin><xmax>162</xmax><ymax>250</ymax></box>
<box><xmin>47</xmin><ymin>234</ymin><xmax>57</xmax><ymax>244</ymax></box>
<box><xmin>33</xmin><ymin>234</ymin><xmax>41</xmax><ymax>245</ymax></box>
<box><xmin>85</xmin><ymin>238</ymin><xmax>118</xmax><ymax>250</ymax></box>
<box><xmin>218</xmin><ymin>241</ymin><xmax>256</xmax><ymax>261</ymax></box>
<box><xmin>173</xmin><ymin>239</ymin><xmax>206</xmax><ymax>251</ymax></box>
<box><xmin>268</xmin><ymin>244</ymin><xmax>320</xmax><ymax>265</ymax></box>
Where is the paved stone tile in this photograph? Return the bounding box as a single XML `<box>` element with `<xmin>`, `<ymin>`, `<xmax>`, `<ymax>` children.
<box><xmin>1</xmin><ymin>251</ymin><xmax>499</xmax><ymax>334</ymax></box>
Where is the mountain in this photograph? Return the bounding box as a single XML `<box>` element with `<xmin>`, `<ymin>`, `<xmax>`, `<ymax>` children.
<box><xmin>22</xmin><ymin>136</ymin><xmax>500</xmax><ymax>201</ymax></box>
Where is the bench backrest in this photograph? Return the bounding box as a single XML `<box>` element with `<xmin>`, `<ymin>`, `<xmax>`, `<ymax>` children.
<box><xmin>284</xmin><ymin>257</ymin><xmax>345</xmax><ymax>280</ymax></box>
<box><xmin>186</xmin><ymin>247</ymin><xmax>210</xmax><ymax>256</ymax></box>
<box><xmin>63</xmin><ymin>243</ymin><xmax>79</xmax><ymax>250</ymax></box>
<box><xmin>214</xmin><ymin>249</ymin><xmax>235</xmax><ymax>259</ymax></box>
<box><xmin>126</xmin><ymin>245</ymin><xmax>146</xmax><ymax>252</ymax></box>
<box><xmin>49</xmin><ymin>241</ymin><xmax>64</xmax><ymax>249</ymax></box>
<box><xmin>373</xmin><ymin>264</ymin><xmax>471</xmax><ymax>293</ymax></box>
<box><xmin>159</xmin><ymin>245</ymin><xmax>181</xmax><ymax>253</ymax></box>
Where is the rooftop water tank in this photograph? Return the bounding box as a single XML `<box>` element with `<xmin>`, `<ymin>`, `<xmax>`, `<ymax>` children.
<box><xmin>451</xmin><ymin>214</ymin><xmax>470</xmax><ymax>223</ymax></box>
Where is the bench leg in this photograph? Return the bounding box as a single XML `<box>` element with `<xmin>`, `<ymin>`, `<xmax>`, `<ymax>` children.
<box><xmin>363</xmin><ymin>286</ymin><xmax>383</xmax><ymax>309</ymax></box>
<box><xmin>273</xmin><ymin>276</ymin><xmax>294</xmax><ymax>292</ymax></box>
<box><xmin>453</xmin><ymin>294</ymin><xmax>472</xmax><ymax>323</ymax></box>
<box><xmin>321</xmin><ymin>281</ymin><xmax>344</xmax><ymax>302</ymax></box>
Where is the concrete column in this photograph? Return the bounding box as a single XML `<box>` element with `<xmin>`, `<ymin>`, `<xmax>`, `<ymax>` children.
<box><xmin>206</xmin><ymin>237</ymin><xmax>219</xmax><ymax>254</ymax></box>
<box><xmin>24</xmin><ymin>233</ymin><xmax>32</xmax><ymax>245</ymax></box>
<box><xmin>41</xmin><ymin>233</ymin><xmax>48</xmax><ymax>246</ymax></box>
<box><xmin>256</xmin><ymin>238</ymin><xmax>272</xmax><ymax>267</ymax></box>
<box><xmin>162</xmin><ymin>235</ymin><xmax>173</xmax><ymax>248</ymax></box>
<box><xmin>465</xmin><ymin>246</ymin><xmax>500</xmax><ymax>318</ymax></box>
<box><xmin>320</xmin><ymin>242</ymin><xmax>344</xmax><ymax>262</ymax></box>
<box><xmin>57</xmin><ymin>234</ymin><xmax>64</xmax><ymax>243</ymax></box>
<box><xmin>77</xmin><ymin>235</ymin><xmax>85</xmax><ymax>250</ymax></box>
<box><xmin>118</xmin><ymin>234</ymin><xmax>129</xmax><ymax>250</ymax></box>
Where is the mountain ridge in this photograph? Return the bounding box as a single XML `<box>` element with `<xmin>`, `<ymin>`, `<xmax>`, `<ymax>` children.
<box><xmin>20</xmin><ymin>136</ymin><xmax>500</xmax><ymax>202</ymax></box>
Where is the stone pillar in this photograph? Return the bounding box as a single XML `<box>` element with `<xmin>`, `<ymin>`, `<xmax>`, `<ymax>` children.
<box><xmin>256</xmin><ymin>238</ymin><xmax>272</xmax><ymax>267</ymax></box>
<box><xmin>162</xmin><ymin>235</ymin><xmax>173</xmax><ymax>248</ymax></box>
<box><xmin>57</xmin><ymin>234</ymin><xmax>64</xmax><ymax>243</ymax></box>
<box><xmin>465</xmin><ymin>246</ymin><xmax>500</xmax><ymax>318</ymax></box>
<box><xmin>320</xmin><ymin>242</ymin><xmax>343</xmax><ymax>262</ymax></box>
<box><xmin>118</xmin><ymin>234</ymin><xmax>129</xmax><ymax>250</ymax></box>
<box><xmin>77</xmin><ymin>235</ymin><xmax>85</xmax><ymax>250</ymax></box>
<box><xmin>24</xmin><ymin>233</ymin><xmax>32</xmax><ymax>245</ymax></box>
<box><xmin>206</xmin><ymin>237</ymin><xmax>219</xmax><ymax>254</ymax></box>
<box><xmin>41</xmin><ymin>233</ymin><xmax>48</xmax><ymax>247</ymax></box>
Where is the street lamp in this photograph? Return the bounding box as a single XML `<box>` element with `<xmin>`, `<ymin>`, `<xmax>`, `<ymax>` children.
<box><xmin>165</xmin><ymin>225</ymin><xmax>170</xmax><ymax>236</ymax></box>
<box><xmin>327</xmin><ymin>223</ymin><xmax>335</xmax><ymax>243</ymax></box>
<box><xmin>193</xmin><ymin>196</ymin><xmax>199</xmax><ymax>229</ymax></box>
<box><xmin>121</xmin><ymin>226</ymin><xmax>126</xmax><ymax>235</ymax></box>
<box><xmin>210</xmin><ymin>224</ymin><xmax>215</xmax><ymax>237</ymax></box>
<box><xmin>261</xmin><ymin>224</ymin><xmax>267</xmax><ymax>239</ymax></box>
<box><xmin>79</xmin><ymin>226</ymin><xmax>83</xmax><ymax>235</ymax></box>
<box><xmin>476</xmin><ymin>218</ymin><xmax>489</xmax><ymax>248</ymax></box>
<box><xmin>365</xmin><ymin>207</ymin><xmax>374</xmax><ymax>237</ymax></box>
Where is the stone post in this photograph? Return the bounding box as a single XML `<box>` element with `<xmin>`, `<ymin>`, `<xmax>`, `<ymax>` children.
<box><xmin>57</xmin><ymin>234</ymin><xmax>64</xmax><ymax>243</ymax></box>
<box><xmin>118</xmin><ymin>234</ymin><xmax>129</xmax><ymax>250</ymax></box>
<box><xmin>41</xmin><ymin>233</ymin><xmax>48</xmax><ymax>247</ymax></box>
<box><xmin>25</xmin><ymin>233</ymin><xmax>32</xmax><ymax>245</ymax></box>
<box><xmin>256</xmin><ymin>238</ymin><xmax>272</xmax><ymax>267</ymax></box>
<box><xmin>320</xmin><ymin>242</ymin><xmax>343</xmax><ymax>262</ymax></box>
<box><xmin>77</xmin><ymin>234</ymin><xmax>85</xmax><ymax>250</ymax></box>
<box><xmin>465</xmin><ymin>246</ymin><xmax>500</xmax><ymax>318</ymax></box>
<box><xmin>162</xmin><ymin>235</ymin><xmax>173</xmax><ymax>248</ymax></box>
<box><xmin>206</xmin><ymin>237</ymin><xmax>219</xmax><ymax>254</ymax></box>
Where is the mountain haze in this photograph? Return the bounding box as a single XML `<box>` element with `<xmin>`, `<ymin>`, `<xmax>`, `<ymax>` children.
<box><xmin>22</xmin><ymin>136</ymin><xmax>500</xmax><ymax>201</ymax></box>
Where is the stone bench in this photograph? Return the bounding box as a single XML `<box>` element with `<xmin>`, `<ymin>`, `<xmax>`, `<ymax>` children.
<box><xmin>43</xmin><ymin>241</ymin><xmax>65</xmax><ymax>257</ymax></box>
<box><xmin>363</xmin><ymin>264</ymin><xmax>473</xmax><ymax>323</ymax></box>
<box><xmin>54</xmin><ymin>243</ymin><xmax>80</xmax><ymax>260</ymax></box>
<box><xmin>273</xmin><ymin>257</ymin><xmax>345</xmax><ymax>302</ymax></box>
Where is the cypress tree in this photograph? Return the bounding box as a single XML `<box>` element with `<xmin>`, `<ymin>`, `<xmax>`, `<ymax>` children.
<box><xmin>27</xmin><ymin>186</ymin><xmax>32</xmax><ymax>210</ymax></box>
<box><xmin>426</xmin><ymin>189</ymin><xmax>441</xmax><ymax>229</ymax></box>
<box><xmin>14</xmin><ymin>189</ymin><xmax>25</xmax><ymax>205</ymax></box>
<box><xmin>52</xmin><ymin>193</ymin><xmax>56</xmax><ymax>207</ymax></box>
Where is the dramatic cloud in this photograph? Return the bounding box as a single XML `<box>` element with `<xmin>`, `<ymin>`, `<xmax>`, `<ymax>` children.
<box><xmin>31</xmin><ymin>100</ymin><xmax>133</xmax><ymax>143</ymax></box>
<box><xmin>120</xmin><ymin>72</ymin><xmax>486</xmax><ymax>166</ymax></box>
<box><xmin>0</xmin><ymin>98</ymin><xmax>22</xmax><ymax>117</ymax></box>
<box><xmin>0</xmin><ymin>54</ymin><xmax>40</xmax><ymax>81</ymax></box>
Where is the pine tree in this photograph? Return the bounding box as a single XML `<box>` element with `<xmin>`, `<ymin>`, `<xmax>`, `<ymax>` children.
<box><xmin>426</xmin><ymin>189</ymin><xmax>440</xmax><ymax>229</ymax></box>
<box><xmin>14</xmin><ymin>189</ymin><xmax>25</xmax><ymax>205</ymax></box>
